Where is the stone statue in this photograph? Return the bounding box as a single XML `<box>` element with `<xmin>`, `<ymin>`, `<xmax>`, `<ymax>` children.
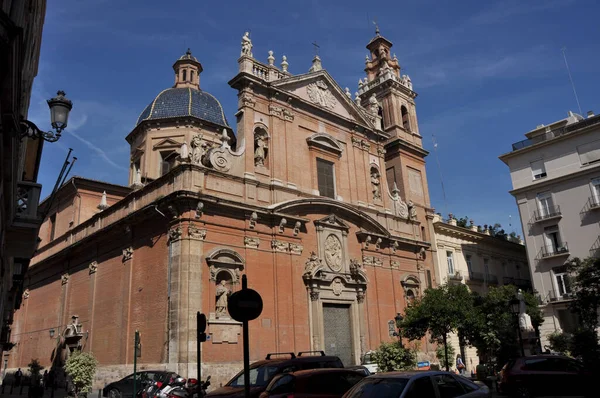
<box><xmin>390</xmin><ymin>182</ymin><xmax>409</xmax><ymax>219</ymax></box>
<box><xmin>254</xmin><ymin>135</ymin><xmax>266</xmax><ymax>166</ymax></box>
<box><xmin>407</xmin><ymin>200</ymin><xmax>417</xmax><ymax>220</ymax></box>
<box><xmin>191</xmin><ymin>134</ymin><xmax>203</xmax><ymax>165</ymax></box>
<box><xmin>517</xmin><ymin>289</ymin><xmax>534</xmax><ymax>331</ymax></box>
<box><xmin>371</xmin><ymin>169</ymin><xmax>381</xmax><ymax>200</ymax></box>
<box><xmin>368</xmin><ymin>94</ymin><xmax>379</xmax><ymax>116</ymax></box>
<box><xmin>241</xmin><ymin>32</ymin><xmax>253</xmax><ymax>57</ymax></box>
<box><xmin>304</xmin><ymin>251</ymin><xmax>322</xmax><ymax>276</ymax></box>
<box><xmin>215</xmin><ymin>280</ymin><xmax>231</xmax><ymax>318</ymax></box>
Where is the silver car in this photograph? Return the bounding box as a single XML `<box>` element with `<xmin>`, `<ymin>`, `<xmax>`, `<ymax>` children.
<box><xmin>342</xmin><ymin>370</ymin><xmax>491</xmax><ymax>398</ymax></box>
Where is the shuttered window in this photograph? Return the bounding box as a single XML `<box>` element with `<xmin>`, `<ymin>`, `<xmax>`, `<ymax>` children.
<box><xmin>578</xmin><ymin>139</ymin><xmax>600</xmax><ymax>165</ymax></box>
<box><xmin>531</xmin><ymin>159</ymin><xmax>547</xmax><ymax>180</ymax></box>
<box><xmin>317</xmin><ymin>158</ymin><xmax>335</xmax><ymax>199</ymax></box>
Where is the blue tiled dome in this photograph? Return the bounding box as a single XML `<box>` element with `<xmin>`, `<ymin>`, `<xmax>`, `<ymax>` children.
<box><xmin>136</xmin><ymin>87</ymin><xmax>229</xmax><ymax>127</ymax></box>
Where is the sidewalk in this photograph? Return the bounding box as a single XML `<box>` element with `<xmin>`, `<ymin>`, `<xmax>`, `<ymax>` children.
<box><xmin>0</xmin><ymin>385</ymin><xmax>103</xmax><ymax>398</ymax></box>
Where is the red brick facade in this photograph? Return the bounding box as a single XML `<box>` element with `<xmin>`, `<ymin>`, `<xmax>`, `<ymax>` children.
<box><xmin>7</xmin><ymin>32</ymin><xmax>438</xmax><ymax>387</ymax></box>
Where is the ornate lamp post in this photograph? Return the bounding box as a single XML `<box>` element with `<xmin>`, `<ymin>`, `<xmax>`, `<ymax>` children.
<box><xmin>394</xmin><ymin>313</ymin><xmax>404</xmax><ymax>347</ymax></box>
<box><xmin>510</xmin><ymin>298</ymin><xmax>525</xmax><ymax>357</ymax></box>
<box><xmin>19</xmin><ymin>91</ymin><xmax>73</xmax><ymax>142</ymax></box>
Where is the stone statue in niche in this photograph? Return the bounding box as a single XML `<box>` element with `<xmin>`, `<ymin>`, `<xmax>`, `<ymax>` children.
<box><xmin>304</xmin><ymin>251</ymin><xmax>322</xmax><ymax>276</ymax></box>
<box><xmin>254</xmin><ymin>134</ymin><xmax>267</xmax><ymax>167</ymax></box>
<box><xmin>371</xmin><ymin>168</ymin><xmax>381</xmax><ymax>200</ymax></box>
<box><xmin>241</xmin><ymin>32</ymin><xmax>253</xmax><ymax>57</ymax></box>
<box><xmin>215</xmin><ymin>280</ymin><xmax>231</xmax><ymax>318</ymax></box>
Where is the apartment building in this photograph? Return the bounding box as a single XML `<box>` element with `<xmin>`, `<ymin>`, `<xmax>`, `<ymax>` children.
<box><xmin>500</xmin><ymin>111</ymin><xmax>600</xmax><ymax>346</ymax></box>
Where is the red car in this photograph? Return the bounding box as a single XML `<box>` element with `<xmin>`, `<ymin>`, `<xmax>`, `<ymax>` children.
<box><xmin>259</xmin><ymin>368</ymin><xmax>365</xmax><ymax>398</ymax></box>
<box><xmin>497</xmin><ymin>355</ymin><xmax>592</xmax><ymax>398</ymax></box>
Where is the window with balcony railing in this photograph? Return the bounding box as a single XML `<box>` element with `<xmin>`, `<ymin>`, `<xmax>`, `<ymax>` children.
<box><xmin>540</xmin><ymin>242</ymin><xmax>569</xmax><ymax>258</ymax></box>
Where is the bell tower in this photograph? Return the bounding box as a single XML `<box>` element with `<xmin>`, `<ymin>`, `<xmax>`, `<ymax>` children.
<box><xmin>358</xmin><ymin>29</ymin><xmax>432</xmax><ymax>238</ymax></box>
<box><xmin>173</xmin><ymin>48</ymin><xmax>203</xmax><ymax>89</ymax></box>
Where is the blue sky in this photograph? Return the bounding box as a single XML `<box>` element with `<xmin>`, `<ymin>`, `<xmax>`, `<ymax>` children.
<box><xmin>30</xmin><ymin>0</ymin><xmax>600</xmax><ymax>235</ymax></box>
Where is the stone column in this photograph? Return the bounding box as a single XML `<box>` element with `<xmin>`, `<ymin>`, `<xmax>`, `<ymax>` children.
<box><xmin>357</xmin><ymin>290</ymin><xmax>367</xmax><ymax>358</ymax></box>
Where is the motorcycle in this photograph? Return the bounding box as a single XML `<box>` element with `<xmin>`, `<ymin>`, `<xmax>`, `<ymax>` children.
<box><xmin>157</xmin><ymin>377</ymin><xmax>188</xmax><ymax>398</ymax></box>
<box><xmin>189</xmin><ymin>376</ymin><xmax>211</xmax><ymax>398</ymax></box>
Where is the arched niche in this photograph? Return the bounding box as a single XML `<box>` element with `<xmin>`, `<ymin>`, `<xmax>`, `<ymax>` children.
<box><xmin>400</xmin><ymin>274</ymin><xmax>421</xmax><ymax>303</ymax></box>
<box><xmin>206</xmin><ymin>248</ymin><xmax>245</xmax><ymax>284</ymax></box>
<box><xmin>253</xmin><ymin>124</ymin><xmax>269</xmax><ymax>168</ymax></box>
<box><xmin>401</xmin><ymin>105</ymin><xmax>410</xmax><ymax>131</ymax></box>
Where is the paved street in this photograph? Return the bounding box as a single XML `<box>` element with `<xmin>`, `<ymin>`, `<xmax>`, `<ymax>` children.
<box><xmin>0</xmin><ymin>385</ymin><xmax>103</xmax><ymax>398</ymax></box>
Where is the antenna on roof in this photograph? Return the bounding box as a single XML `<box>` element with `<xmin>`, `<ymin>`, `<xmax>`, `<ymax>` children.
<box><xmin>561</xmin><ymin>47</ymin><xmax>583</xmax><ymax>115</ymax></box>
<box><xmin>431</xmin><ymin>134</ymin><xmax>448</xmax><ymax>218</ymax></box>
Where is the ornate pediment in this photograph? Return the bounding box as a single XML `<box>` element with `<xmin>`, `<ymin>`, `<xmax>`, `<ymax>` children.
<box><xmin>315</xmin><ymin>214</ymin><xmax>350</xmax><ymax>231</ymax></box>
<box><xmin>271</xmin><ymin>71</ymin><xmax>374</xmax><ymax>128</ymax></box>
<box><xmin>152</xmin><ymin>137</ymin><xmax>182</xmax><ymax>150</ymax></box>
<box><xmin>306</xmin><ymin>132</ymin><xmax>343</xmax><ymax>156</ymax></box>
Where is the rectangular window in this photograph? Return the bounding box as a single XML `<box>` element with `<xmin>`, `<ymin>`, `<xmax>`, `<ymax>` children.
<box><xmin>555</xmin><ymin>272</ymin><xmax>572</xmax><ymax>297</ymax></box>
<box><xmin>543</xmin><ymin>225</ymin><xmax>562</xmax><ymax>254</ymax></box>
<box><xmin>465</xmin><ymin>254</ymin><xmax>473</xmax><ymax>278</ymax></box>
<box><xmin>426</xmin><ymin>270</ymin><xmax>432</xmax><ymax>288</ymax></box>
<box><xmin>577</xmin><ymin>139</ymin><xmax>600</xmax><ymax>166</ymax></box>
<box><xmin>182</xmin><ymin>70</ymin><xmax>187</xmax><ymax>81</ymax></box>
<box><xmin>484</xmin><ymin>258</ymin><xmax>490</xmax><ymax>280</ymax></box>
<box><xmin>316</xmin><ymin>158</ymin><xmax>335</xmax><ymax>199</ymax></box>
<box><xmin>408</xmin><ymin>168</ymin><xmax>423</xmax><ymax>196</ymax></box>
<box><xmin>530</xmin><ymin>159</ymin><xmax>547</xmax><ymax>180</ymax></box>
<box><xmin>190</xmin><ymin>70</ymin><xmax>194</xmax><ymax>82</ymax></box>
<box><xmin>591</xmin><ymin>177</ymin><xmax>600</xmax><ymax>205</ymax></box>
<box><xmin>537</xmin><ymin>192</ymin><xmax>555</xmax><ymax>217</ymax></box>
<box><xmin>446</xmin><ymin>251</ymin><xmax>455</xmax><ymax>275</ymax></box>
<box><xmin>49</xmin><ymin>213</ymin><xmax>56</xmax><ymax>241</ymax></box>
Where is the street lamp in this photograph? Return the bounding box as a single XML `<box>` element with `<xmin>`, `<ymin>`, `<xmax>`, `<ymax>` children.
<box><xmin>394</xmin><ymin>313</ymin><xmax>404</xmax><ymax>347</ymax></box>
<box><xmin>509</xmin><ymin>298</ymin><xmax>525</xmax><ymax>357</ymax></box>
<box><xmin>19</xmin><ymin>90</ymin><xmax>73</xmax><ymax>142</ymax></box>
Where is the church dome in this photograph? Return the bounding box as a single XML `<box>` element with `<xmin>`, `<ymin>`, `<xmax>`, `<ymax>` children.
<box><xmin>136</xmin><ymin>87</ymin><xmax>230</xmax><ymax>127</ymax></box>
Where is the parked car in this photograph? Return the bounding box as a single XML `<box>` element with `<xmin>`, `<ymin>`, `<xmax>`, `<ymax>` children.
<box><xmin>103</xmin><ymin>371</ymin><xmax>180</xmax><ymax>398</ymax></box>
<box><xmin>360</xmin><ymin>351</ymin><xmax>378</xmax><ymax>374</ymax></box>
<box><xmin>206</xmin><ymin>351</ymin><xmax>344</xmax><ymax>398</ymax></box>
<box><xmin>259</xmin><ymin>368</ymin><xmax>366</xmax><ymax>397</ymax></box>
<box><xmin>342</xmin><ymin>371</ymin><xmax>490</xmax><ymax>398</ymax></box>
<box><xmin>497</xmin><ymin>355</ymin><xmax>593</xmax><ymax>398</ymax></box>
<box><xmin>345</xmin><ymin>366</ymin><xmax>371</xmax><ymax>377</ymax></box>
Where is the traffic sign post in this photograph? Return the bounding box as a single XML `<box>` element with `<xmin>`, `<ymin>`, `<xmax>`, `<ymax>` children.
<box><xmin>197</xmin><ymin>312</ymin><xmax>207</xmax><ymax>394</ymax></box>
<box><xmin>228</xmin><ymin>275</ymin><xmax>263</xmax><ymax>398</ymax></box>
<box><xmin>133</xmin><ymin>331</ymin><xmax>140</xmax><ymax>398</ymax></box>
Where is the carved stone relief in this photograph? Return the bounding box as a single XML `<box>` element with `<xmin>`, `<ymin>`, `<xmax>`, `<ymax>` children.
<box><xmin>390</xmin><ymin>183</ymin><xmax>409</xmax><ymax>219</ymax></box>
<box><xmin>271</xmin><ymin>240</ymin><xmax>289</xmax><ymax>252</ymax></box>
<box><xmin>168</xmin><ymin>226</ymin><xmax>182</xmax><ymax>242</ymax></box>
<box><xmin>122</xmin><ymin>247</ymin><xmax>133</xmax><ymax>262</ymax></box>
<box><xmin>269</xmin><ymin>105</ymin><xmax>295</xmax><ymax>121</ymax></box>
<box><xmin>241</xmin><ymin>94</ymin><xmax>256</xmax><ymax>108</ymax></box>
<box><xmin>188</xmin><ymin>224</ymin><xmax>207</xmax><ymax>240</ymax></box>
<box><xmin>324</xmin><ymin>234</ymin><xmax>343</xmax><ymax>272</ymax></box>
<box><xmin>89</xmin><ymin>261</ymin><xmax>98</xmax><ymax>274</ymax></box>
<box><xmin>289</xmin><ymin>243</ymin><xmax>303</xmax><ymax>255</ymax></box>
<box><xmin>244</xmin><ymin>236</ymin><xmax>260</xmax><ymax>249</ymax></box>
<box><xmin>363</xmin><ymin>256</ymin><xmax>383</xmax><ymax>267</ymax></box>
<box><xmin>306</xmin><ymin>80</ymin><xmax>337</xmax><ymax>109</ymax></box>
<box><xmin>310</xmin><ymin>290</ymin><xmax>320</xmax><ymax>301</ymax></box>
<box><xmin>331</xmin><ymin>278</ymin><xmax>344</xmax><ymax>296</ymax></box>
<box><xmin>207</xmin><ymin>147</ymin><xmax>232</xmax><ymax>172</ymax></box>
<box><xmin>304</xmin><ymin>251</ymin><xmax>322</xmax><ymax>277</ymax></box>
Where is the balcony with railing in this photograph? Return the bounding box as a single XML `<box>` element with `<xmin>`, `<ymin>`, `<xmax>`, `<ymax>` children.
<box><xmin>589</xmin><ymin>196</ymin><xmax>600</xmax><ymax>210</ymax></box>
<box><xmin>487</xmin><ymin>274</ymin><xmax>499</xmax><ymax>285</ymax></box>
<box><xmin>539</xmin><ymin>242</ymin><xmax>570</xmax><ymax>259</ymax></box>
<box><xmin>533</xmin><ymin>205</ymin><xmax>562</xmax><ymax>222</ymax></box>
<box><xmin>548</xmin><ymin>289</ymin><xmax>574</xmax><ymax>303</ymax></box>
<box><xmin>590</xmin><ymin>236</ymin><xmax>600</xmax><ymax>258</ymax></box>
<box><xmin>14</xmin><ymin>181</ymin><xmax>42</xmax><ymax>226</ymax></box>
<box><xmin>503</xmin><ymin>277</ymin><xmax>533</xmax><ymax>290</ymax></box>
<box><xmin>466</xmin><ymin>271</ymin><xmax>485</xmax><ymax>283</ymax></box>
<box><xmin>510</xmin><ymin>113</ymin><xmax>600</xmax><ymax>152</ymax></box>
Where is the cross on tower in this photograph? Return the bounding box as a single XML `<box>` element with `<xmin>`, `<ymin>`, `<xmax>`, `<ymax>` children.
<box><xmin>373</xmin><ymin>18</ymin><xmax>380</xmax><ymax>35</ymax></box>
<box><xmin>312</xmin><ymin>41</ymin><xmax>320</xmax><ymax>56</ymax></box>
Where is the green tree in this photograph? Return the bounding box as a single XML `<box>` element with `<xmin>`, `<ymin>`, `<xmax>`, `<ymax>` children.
<box><xmin>470</xmin><ymin>285</ymin><xmax>543</xmax><ymax>370</ymax></box>
<box><xmin>567</xmin><ymin>257</ymin><xmax>600</xmax><ymax>331</ymax></box>
<box><xmin>371</xmin><ymin>341</ymin><xmax>417</xmax><ymax>372</ymax></box>
<box><xmin>65</xmin><ymin>351</ymin><xmax>98</xmax><ymax>398</ymax></box>
<box><xmin>547</xmin><ymin>331</ymin><xmax>572</xmax><ymax>355</ymax></box>
<box><xmin>436</xmin><ymin>343</ymin><xmax>455</xmax><ymax>369</ymax></box>
<box><xmin>456</xmin><ymin>216</ymin><xmax>470</xmax><ymax>228</ymax></box>
<box><xmin>400</xmin><ymin>284</ymin><xmax>476</xmax><ymax>371</ymax></box>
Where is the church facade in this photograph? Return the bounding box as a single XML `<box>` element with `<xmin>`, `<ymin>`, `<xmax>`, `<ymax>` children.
<box><xmin>7</xmin><ymin>31</ymin><xmax>438</xmax><ymax>386</ymax></box>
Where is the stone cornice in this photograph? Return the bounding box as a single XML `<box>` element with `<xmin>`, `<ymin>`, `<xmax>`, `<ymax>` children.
<box><xmin>508</xmin><ymin>163</ymin><xmax>600</xmax><ymax>196</ymax></box>
<box><xmin>433</xmin><ymin>221</ymin><xmax>526</xmax><ymax>251</ymax></box>
<box><xmin>384</xmin><ymin>137</ymin><xmax>429</xmax><ymax>158</ymax></box>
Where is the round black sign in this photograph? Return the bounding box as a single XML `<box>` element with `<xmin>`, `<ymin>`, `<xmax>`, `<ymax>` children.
<box><xmin>228</xmin><ymin>289</ymin><xmax>263</xmax><ymax>322</ymax></box>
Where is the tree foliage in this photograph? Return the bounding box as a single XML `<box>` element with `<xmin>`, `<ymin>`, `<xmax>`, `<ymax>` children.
<box><xmin>547</xmin><ymin>331</ymin><xmax>571</xmax><ymax>355</ymax></box>
<box><xmin>567</xmin><ymin>257</ymin><xmax>600</xmax><ymax>330</ymax></box>
<box><xmin>400</xmin><ymin>284</ymin><xmax>475</xmax><ymax>371</ymax></box>
<box><xmin>371</xmin><ymin>341</ymin><xmax>417</xmax><ymax>372</ymax></box>
<box><xmin>436</xmin><ymin>343</ymin><xmax>455</xmax><ymax>369</ymax></box>
<box><xmin>65</xmin><ymin>351</ymin><xmax>98</xmax><ymax>398</ymax></box>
